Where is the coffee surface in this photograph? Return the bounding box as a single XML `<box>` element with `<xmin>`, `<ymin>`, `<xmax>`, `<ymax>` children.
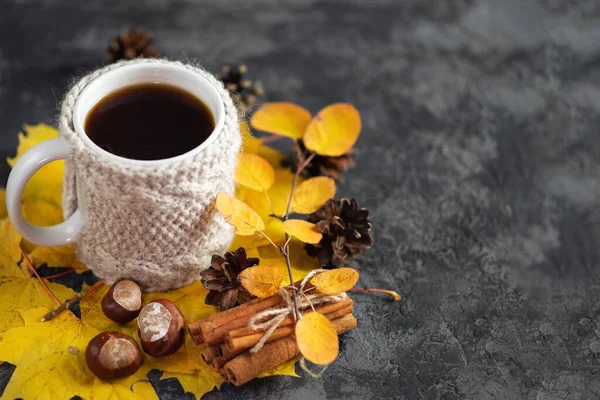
<box><xmin>85</xmin><ymin>83</ymin><xmax>215</xmax><ymax>160</ymax></box>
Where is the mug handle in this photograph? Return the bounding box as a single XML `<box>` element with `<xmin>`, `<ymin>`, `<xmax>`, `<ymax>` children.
<box><xmin>6</xmin><ymin>137</ymin><xmax>84</xmax><ymax>246</ymax></box>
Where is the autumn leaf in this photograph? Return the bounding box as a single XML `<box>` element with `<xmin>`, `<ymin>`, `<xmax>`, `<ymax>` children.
<box><xmin>216</xmin><ymin>192</ymin><xmax>265</xmax><ymax>236</ymax></box>
<box><xmin>235</xmin><ymin>153</ymin><xmax>275</xmax><ymax>191</ymax></box>
<box><xmin>303</xmin><ymin>103</ymin><xmax>361</xmax><ymax>157</ymax></box>
<box><xmin>0</xmin><ymin>308</ymin><xmax>157</xmax><ymax>400</ymax></box>
<box><xmin>240</xmin><ymin>122</ymin><xmax>286</xmax><ymax>166</ymax></box>
<box><xmin>238</xmin><ymin>265</ymin><xmax>284</xmax><ymax>297</ymax></box>
<box><xmin>6</xmin><ymin>124</ymin><xmax>64</xmax><ymax>207</ymax></box>
<box><xmin>0</xmin><ymin>218</ymin><xmax>22</xmax><ymax>265</ymax></box>
<box><xmin>310</xmin><ymin>268</ymin><xmax>359</xmax><ymax>295</ymax></box>
<box><xmin>282</xmin><ymin>220</ymin><xmax>323</xmax><ymax>244</ymax></box>
<box><xmin>0</xmin><ymin>277</ymin><xmax>76</xmax><ymax>333</ymax></box>
<box><xmin>291</xmin><ymin>176</ymin><xmax>336</xmax><ymax>214</ymax></box>
<box><xmin>295</xmin><ymin>312</ymin><xmax>339</xmax><ymax>365</ymax></box>
<box><xmin>0</xmin><ymin>188</ymin><xmax>6</xmax><ymax>219</ymax></box>
<box><xmin>258</xmin><ymin>240</ymin><xmax>320</xmax><ymax>283</ymax></box>
<box><xmin>251</xmin><ymin>102</ymin><xmax>312</xmax><ymax>139</ymax></box>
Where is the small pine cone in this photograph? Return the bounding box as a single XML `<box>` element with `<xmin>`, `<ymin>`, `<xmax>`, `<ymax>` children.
<box><xmin>106</xmin><ymin>27</ymin><xmax>159</xmax><ymax>64</ymax></box>
<box><xmin>215</xmin><ymin>63</ymin><xmax>264</xmax><ymax>115</ymax></box>
<box><xmin>200</xmin><ymin>247</ymin><xmax>259</xmax><ymax>311</ymax></box>
<box><xmin>293</xmin><ymin>139</ymin><xmax>356</xmax><ymax>182</ymax></box>
<box><xmin>306</xmin><ymin>198</ymin><xmax>373</xmax><ymax>268</ymax></box>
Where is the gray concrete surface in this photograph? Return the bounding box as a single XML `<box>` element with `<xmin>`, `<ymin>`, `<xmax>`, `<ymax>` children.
<box><xmin>1</xmin><ymin>0</ymin><xmax>600</xmax><ymax>399</ymax></box>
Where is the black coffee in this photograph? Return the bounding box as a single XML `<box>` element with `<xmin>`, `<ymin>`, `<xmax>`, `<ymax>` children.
<box><xmin>85</xmin><ymin>83</ymin><xmax>215</xmax><ymax>160</ymax></box>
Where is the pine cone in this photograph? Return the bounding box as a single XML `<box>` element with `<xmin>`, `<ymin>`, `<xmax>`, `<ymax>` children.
<box><xmin>293</xmin><ymin>139</ymin><xmax>356</xmax><ymax>182</ymax></box>
<box><xmin>106</xmin><ymin>27</ymin><xmax>159</xmax><ymax>64</ymax></box>
<box><xmin>200</xmin><ymin>247</ymin><xmax>259</xmax><ymax>311</ymax></box>
<box><xmin>215</xmin><ymin>63</ymin><xmax>264</xmax><ymax>115</ymax></box>
<box><xmin>306</xmin><ymin>198</ymin><xmax>373</xmax><ymax>267</ymax></box>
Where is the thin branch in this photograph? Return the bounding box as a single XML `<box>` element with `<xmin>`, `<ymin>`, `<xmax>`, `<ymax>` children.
<box><xmin>43</xmin><ymin>269</ymin><xmax>75</xmax><ymax>280</ymax></box>
<box><xmin>260</xmin><ymin>135</ymin><xmax>284</xmax><ymax>144</ymax></box>
<box><xmin>21</xmin><ymin>251</ymin><xmax>61</xmax><ymax>306</ymax></box>
<box><xmin>348</xmin><ymin>288</ymin><xmax>401</xmax><ymax>301</ymax></box>
<box><xmin>283</xmin><ymin>149</ymin><xmax>316</xmax><ymax>221</ymax></box>
<box><xmin>281</xmin><ymin>240</ymin><xmax>301</xmax><ymax>321</ymax></box>
<box><xmin>258</xmin><ymin>229</ymin><xmax>279</xmax><ymax>250</ymax></box>
<box><xmin>41</xmin><ymin>281</ymin><xmax>105</xmax><ymax>322</ymax></box>
<box><xmin>263</xmin><ymin>190</ymin><xmax>277</xmax><ymax>218</ymax></box>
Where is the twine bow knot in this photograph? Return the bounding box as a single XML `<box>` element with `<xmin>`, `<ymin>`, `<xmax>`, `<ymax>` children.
<box><xmin>247</xmin><ymin>269</ymin><xmax>347</xmax><ymax>353</ymax></box>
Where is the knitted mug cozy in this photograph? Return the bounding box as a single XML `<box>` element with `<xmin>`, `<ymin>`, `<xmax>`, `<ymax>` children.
<box><xmin>58</xmin><ymin>59</ymin><xmax>240</xmax><ymax>291</ymax></box>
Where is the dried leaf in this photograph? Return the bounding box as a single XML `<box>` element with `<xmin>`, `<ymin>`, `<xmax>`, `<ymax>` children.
<box><xmin>310</xmin><ymin>268</ymin><xmax>359</xmax><ymax>295</ymax></box>
<box><xmin>235</xmin><ymin>153</ymin><xmax>275</xmax><ymax>191</ymax></box>
<box><xmin>0</xmin><ymin>188</ymin><xmax>6</xmax><ymax>219</ymax></box>
<box><xmin>295</xmin><ymin>312</ymin><xmax>339</xmax><ymax>365</ymax></box>
<box><xmin>0</xmin><ymin>307</ymin><xmax>157</xmax><ymax>400</ymax></box>
<box><xmin>251</xmin><ymin>102</ymin><xmax>312</xmax><ymax>139</ymax></box>
<box><xmin>7</xmin><ymin>124</ymin><xmax>64</xmax><ymax>207</ymax></box>
<box><xmin>216</xmin><ymin>192</ymin><xmax>265</xmax><ymax>236</ymax></box>
<box><xmin>238</xmin><ymin>265</ymin><xmax>283</xmax><ymax>297</ymax></box>
<box><xmin>291</xmin><ymin>177</ymin><xmax>336</xmax><ymax>214</ymax></box>
<box><xmin>282</xmin><ymin>220</ymin><xmax>323</xmax><ymax>244</ymax></box>
<box><xmin>303</xmin><ymin>103</ymin><xmax>361</xmax><ymax>157</ymax></box>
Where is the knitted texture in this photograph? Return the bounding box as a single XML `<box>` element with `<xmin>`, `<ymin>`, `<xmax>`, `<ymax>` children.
<box><xmin>58</xmin><ymin>59</ymin><xmax>240</xmax><ymax>291</ymax></box>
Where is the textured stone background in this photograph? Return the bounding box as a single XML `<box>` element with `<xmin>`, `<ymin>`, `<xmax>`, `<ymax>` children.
<box><xmin>2</xmin><ymin>0</ymin><xmax>600</xmax><ymax>399</ymax></box>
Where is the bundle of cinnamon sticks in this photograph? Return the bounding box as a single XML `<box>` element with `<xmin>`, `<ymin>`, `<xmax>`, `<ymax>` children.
<box><xmin>188</xmin><ymin>293</ymin><xmax>357</xmax><ymax>386</ymax></box>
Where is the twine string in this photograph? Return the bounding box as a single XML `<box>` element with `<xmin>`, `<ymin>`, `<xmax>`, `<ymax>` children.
<box><xmin>248</xmin><ymin>269</ymin><xmax>347</xmax><ymax>353</ymax></box>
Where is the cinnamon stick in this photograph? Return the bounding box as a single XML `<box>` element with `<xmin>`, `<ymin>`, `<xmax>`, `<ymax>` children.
<box><xmin>227</xmin><ymin>297</ymin><xmax>353</xmax><ymax>339</ymax></box>
<box><xmin>223</xmin><ymin>304</ymin><xmax>354</xmax><ymax>359</ymax></box>
<box><xmin>188</xmin><ymin>295</ymin><xmax>285</xmax><ymax>346</ymax></box>
<box><xmin>222</xmin><ymin>314</ymin><xmax>357</xmax><ymax>386</ymax></box>
<box><xmin>209</xmin><ymin>356</ymin><xmax>226</xmax><ymax>371</ymax></box>
<box><xmin>201</xmin><ymin>346</ymin><xmax>222</xmax><ymax>363</ymax></box>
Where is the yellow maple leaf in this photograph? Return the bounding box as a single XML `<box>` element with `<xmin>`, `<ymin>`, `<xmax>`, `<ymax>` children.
<box><xmin>235</xmin><ymin>153</ymin><xmax>275</xmax><ymax>191</ymax></box>
<box><xmin>0</xmin><ymin>188</ymin><xmax>6</xmax><ymax>218</ymax></box>
<box><xmin>282</xmin><ymin>220</ymin><xmax>323</xmax><ymax>244</ymax></box>
<box><xmin>0</xmin><ymin>277</ymin><xmax>76</xmax><ymax>333</ymax></box>
<box><xmin>290</xmin><ymin>176</ymin><xmax>336</xmax><ymax>214</ymax></box>
<box><xmin>251</xmin><ymin>102</ymin><xmax>312</xmax><ymax>139</ymax></box>
<box><xmin>303</xmin><ymin>103</ymin><xmax>361</xmax><ymax>157</ymax></box>
<box><xmin>310</xmin><ymin>268</ymin><xmax>359</xmax><ymax>295</ymax></box>
<box><xmin>6</xmin><ymin>124</ymin><xmax>63</xmax><ymax>207</ymax></box>
<box><xmin>295</xmin><ymin>312</ymin><xmax>339</xmax><ymax>365</ymax></box>
<box><xmin>0</xmin><ymin>307</ymin><xmax>157</xmax><ymax>399</ymax></box>
<box><xmin>238</xmin><ymin>265</ymin><xmax>284</xmax><ymax>297</ymax></box>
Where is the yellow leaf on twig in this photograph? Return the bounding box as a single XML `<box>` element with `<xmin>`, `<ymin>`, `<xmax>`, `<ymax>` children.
<box><xmin>251</xmin><ymin>102</ymin><xmax>312</xmax><ymax>139</ymax></box>
<box><xmin>310</xmin><ymin>268</ymin><xmax>359</xmax><ymax>295</ymax></box>
<box><xmin>216</xmin><ymin>193</ymin><xmax>265</xmax><ymax>236</ymax></box>
<box><xmin>282</xmin><ymin>220</ymin><xmax>322</xmax><ymax>244</ymax></box>
<box><xmin>295</xmin><ymin>312</ymin><xmax>339</xmax><ymax>365</ymax></box>
<box><xmin>303</xmin><ymin>103</ymin><xmax>361</xmax><ymax>156</ymax></box>
<box><xmin>291</xmin><ymin>177</ymin><xmax>336</xmax><ymax>214</ymax></box>
<box><xmin>238</xmin><ymin>265</ymin><xmax>283</xmax><ymax>297</ymax></box>
<box><xmin>235</xmin><ymin>153</ymin><xmax>275</xmax><ymax>191</ymax></box>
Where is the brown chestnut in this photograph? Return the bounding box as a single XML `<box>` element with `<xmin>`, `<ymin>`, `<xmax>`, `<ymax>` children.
<box><xmin>137</xmin><ymin>299</ymin><xmax>185</xmax><ymax>357</ymax></box>
<box><xmin>85</xmin><ymin>331</ymin><xmax>142</xmax><ymax>381</ymax></box>
<box><xmin>102</xmin><ymin>279</ymin><xmax>143</xmax><ymax>323</ymax></box>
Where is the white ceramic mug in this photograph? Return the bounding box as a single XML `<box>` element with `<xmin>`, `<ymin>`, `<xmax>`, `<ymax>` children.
<box><xmin>6</xmin><ymin>60</ymin><xmax>240</xmax><ymax>291</ymax></box>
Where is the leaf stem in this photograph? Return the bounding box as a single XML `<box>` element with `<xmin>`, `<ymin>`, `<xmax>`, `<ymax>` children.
<box><xmin>258</xmin><ymin>229</ymin><xmax>279</xmax><ymax>250</ymax></box>
<box><xmin>263</xmin><ymin>190</ymin><xmax>276</xmax><ymax>218</ymax></box>
<box><xmin>348</xmin><ymin>287</ymin><xmax>401</xmax><ymax>301</ymax></box>
<box><xmin>41</xmin><ymin>281</ymin><xmax>105</xmax><ymax>322</ymax></box>
<box><xmin>21</xmin><ymin>251</ymin><xmax>61</xmax><ymax>306</ymax></box>
<box><xmin>260</xmin><ymin>134</ymin><xmax>284</xmax><ymax>144</ymax></box>
<box><xmin>43</xmin><ymin>268</ymin><xmax>75</xmax><ymax>280</ymax></box>
<box><xmin>281</xmin><ymin>240</ymin><xmax>301</xmax><ymax>321</ymax></box>
<box><xmin>283</xmin><ymin>146</ymin><xmax>316</xmax><ymax>221</ymax></box>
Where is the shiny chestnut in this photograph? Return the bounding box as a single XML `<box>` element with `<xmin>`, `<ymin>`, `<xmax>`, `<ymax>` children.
<box><xmin>85</xmin><ymin>331</ymin><xmax>142</xmax><ymax>381</ymax></box>
<box><xmin>137</xmin><ymin>299</ymin><xmax>185</xmax><ymax>357</ymax></box>
<box><xmin>102</xmin><ymin>279</ymin><xmax>143</xmax><ymax>323</ymax></box>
